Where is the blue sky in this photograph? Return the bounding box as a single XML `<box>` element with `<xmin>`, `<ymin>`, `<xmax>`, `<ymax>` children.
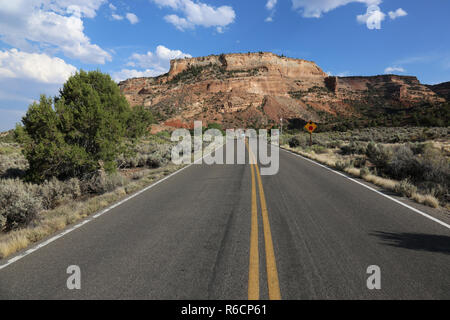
<box><xmin>0</xmin><ymin>0</ymin><xmax>449</xmax><ymax>131</ymax></box>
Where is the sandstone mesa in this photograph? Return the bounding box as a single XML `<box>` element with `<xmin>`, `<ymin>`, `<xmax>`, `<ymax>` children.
<box><xmin>119</xmin><ymin>52</ymin><xmax>447</xmax><ymax>132</ymax></box>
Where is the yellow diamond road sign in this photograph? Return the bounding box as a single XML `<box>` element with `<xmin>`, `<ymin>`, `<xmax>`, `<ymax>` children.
<box><xmin>305</xmin><ymin>122</ymin><xmax>317</xmax><ymax>134</ymax></box>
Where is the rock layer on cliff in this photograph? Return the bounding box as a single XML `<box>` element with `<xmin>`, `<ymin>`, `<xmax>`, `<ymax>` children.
<box><xmin>427</xmin><ymin>81</ymin><xmax>450</xmax><ymax>101</ymax></box>
<box><xmin>119</xmin><ymin>52</ymin><xmax>446</xmax><ymax>131</ymax></box>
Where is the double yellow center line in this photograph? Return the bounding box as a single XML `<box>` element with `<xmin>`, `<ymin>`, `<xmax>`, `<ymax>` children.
<box><xmin>246</xmin><ymin>141</ymin><xmax>281</xmax><ymax>300</ymax></box>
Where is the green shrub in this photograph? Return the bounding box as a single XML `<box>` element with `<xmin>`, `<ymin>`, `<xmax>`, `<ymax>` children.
<box><xmin>66</xmin><ymin>178</ymin><xmax>82</xmax><ymax>199</ymax></box>
<box><xmin>289</xmin><ymin>136</ymin><xmax>308</xmax><ymax>148</ymax></box>
<box><xmin>311</xmin><ymin>145</ymin><xmax>328</xmax><ymax>154</ymax></box>
<box><xmin>205</xmin><ymin>123</ymin><xmax>225</xmax><ymax>135</ymax></box>
<box><xmin>335</xmin><ymin>160</ymin><xmax>350</xmax><ymax>171</ymax></box>
<box><xmin>0</xmin><ymin>212</ymin><xmax>5</xmax><ymax>230</ymax></box>
<box><xmin>146</xmin><ymin>153</ymin><xmax>166</xmax><ymax>168</ymax></box>
<box><xmin>86</xmin><ymin>171</ymin><xmax>128</xmax><ymax>194</ymax></box>
<box><xmin>0</xmin><ymin>179</ymin><xmax>42</xmax><ymax>230</ymax></box>
<box><xmin>118</xmin><ymin>142</ymin><xmax>171</xmax><ymax>169</ymax></box>
<box><xmin>170</xmin><ymin>65</ymin><xmax>205</xmax><ymax>83</ymax></box>
<box><xmin>419</xmin><ymin>148</ymin><xmax>450</xmax><ymax>187</ymax></box>
<box><xmin>127</xmin><ymin>106</ymin><xmax>155</xmax><ymax>139</ymax></box>
<box><xmin>156</xmin><ymin>131</ymin><xmax>171</xmax><ymax>139</ymax></box>
<box><xmin>366</xmin><ymin>142</ymin><xmax>392</xmax><ymax>172</ymax></box>
<box><xmin>360</xmin><ymin>167</ymin><xmax>370</xmax><ymax>177</ymax></box>
<box><xmin>17</xmin><ymin>70</ymin><xmax>149</xmax><ymax>183</ymax></box>
<box><xmin>388</xmin><ymin>145</ymin><xmax>422</xmax><ymax>181</ymax></box>
<box><xmin>340</xmin><ymin>141</ymin><xmax>366</xmax><ymax>155</ymax></box>
<box><xmin>0</xmin><ymin>130</ymin><xmax>16</xmax><ymax>143</ymax></box>
<box><xmin>39</xmin><ymin>178</ymin><xmax>66</xmax><ymax>210</ymax></box>
<box><xmin>394</xmin><ymin>179</ymin><xmax>417</xmax><ymax>198</ymax></box>
<box><xmin>326</xmin><ymin>140</ymin><xmax>343</xmax><ymax>148</ymax></box>
<box><xmin>353</xmin><ymin>157</ymin><xmax>367</xmax><ymax>168</ymax></box>
<box><xmin>288</xmin><ymin>136</ymin><xmax>300</xmax><ymax>148</ymax></box>
<box><xmin>385</xmin><ymin>144</ymin><xmax>449</xmax><ymax>194</ymax></box>
<box><xmin>407</xmin><ymin>142</ymin><xmax>427</xmax><ymax>155</ymax></box>
<box><xmin>131</xmin><ymin>170</ymin><xmax>148</xmax><ymax>180</ymax></box>
<box><xmin>38</xmin><ymin>177</ymin><xmax>82</xmax><ymax>210</ymax></box>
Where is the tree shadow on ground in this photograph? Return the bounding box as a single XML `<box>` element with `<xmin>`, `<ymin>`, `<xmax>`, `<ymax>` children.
<box><xmin>370</xmin><ymin>231</ymin><xmax>450</xmax><ymax>255</ymax></box>
<box><xmin>0</xmin><ymin>168</ymin><xmax>26</xmax><ymax>179</ymax></box>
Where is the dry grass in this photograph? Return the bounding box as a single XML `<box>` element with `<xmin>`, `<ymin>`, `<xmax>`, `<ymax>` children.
<box><xmin>344</xmin><ymin>167</ymin><xmax>361</xmax><ymax>177</ymax></box>
<box><xmin>284</xmin><ymin>145</ymin><xmax>338</xmax><ymax>167</ymax></box>
<box><xmin>411</xmin><ymin>193</ymin><xmax>440</xmax><ymax>208</ymax></box>
<box><xmin>363</xmin><ymin>174</ymin><xmax>398</xmax><ymax>190</ymax></box>
<box><xmin>0</xmin><ymin>164</ymin><xmax>182</xmax><ymax>259</ymax></box>
<box><xmin>282</xmin><ymin>144</ymin><xmax>442</xmax><ymax>210</ymax></box>
<box><xmin>0</xmin><ymin>233</ymin><xmax>29</xmax><ymax>258</ymax></box>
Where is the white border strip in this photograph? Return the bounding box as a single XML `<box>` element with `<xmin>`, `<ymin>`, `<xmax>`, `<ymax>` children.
<box><xmin>0</xmin><ymin>145</ymin><xmax>223</xmax><ymax>271</ymax></box>
<box><xmin>281</xmin><ymin>148</ymin><xmax>450</xmax><ymax>231</ymax></box>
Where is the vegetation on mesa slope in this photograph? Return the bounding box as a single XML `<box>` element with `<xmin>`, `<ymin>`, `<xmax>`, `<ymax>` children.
<box><xmin>169</xmin><ymin>63</ymin><xmax>263</xmax><ymax>85</ymax></box>
<box><xmin>309</xmin><ymin>102</ymin><xmax>450</xmax><ymax>132</ymax></box>
<box><xmin>285</xmin><ymin>79</ymin><xmax>449</xmax><ymax>132</ymax></box>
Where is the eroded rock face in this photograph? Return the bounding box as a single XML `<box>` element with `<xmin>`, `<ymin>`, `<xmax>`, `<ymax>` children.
<box><xmin>118</xmin><ymin>52</ymin><xmax>445</xmax><ymax>131</ymax></box>
<box><xmin>427</xmin><ymin>81</ymin><xmax>450</xmax><ymax>101</ymax></box>
<box><xmin>168</xmin><ymin>52</ymin><xmax>327</xmax><ymax>80</ymax></box>
<box><xmin>331</xmin><ymin>75</ymin><xmax>444</xmax><ymax>107</ymax></box>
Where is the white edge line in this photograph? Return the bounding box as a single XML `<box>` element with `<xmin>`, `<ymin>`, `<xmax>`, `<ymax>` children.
<box><xmin>281</xmin><ymin>148</ymin><xmax>450</xmax><ymax>231</ymax></box>
<box><xmin>0</xmin><ymin>145</ymin><xmax>224</xmax><ymax>271</ymax></box>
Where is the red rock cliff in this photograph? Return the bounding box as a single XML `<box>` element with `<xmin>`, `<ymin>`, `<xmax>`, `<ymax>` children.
<box><xmin>119</xmin><ymin>52</ymin><xmax>445</xmax><ymax>130</ymax></box>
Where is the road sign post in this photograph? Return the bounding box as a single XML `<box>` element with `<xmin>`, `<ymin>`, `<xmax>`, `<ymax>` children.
<box><xmin>304</xmin><ymin>121</ymin><xmax>317</xmax><ymax>146</ymax></box>
<box><xmin>280</xmin><ymin>118</ymin><xmax>283</xmax><ymax>137</ymax></box>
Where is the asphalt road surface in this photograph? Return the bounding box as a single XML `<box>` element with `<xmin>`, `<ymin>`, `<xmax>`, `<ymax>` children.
<box><xmin>1</xmin><ymin>141</ymin><xmax>449</xmax><ymax>299</ymax></box>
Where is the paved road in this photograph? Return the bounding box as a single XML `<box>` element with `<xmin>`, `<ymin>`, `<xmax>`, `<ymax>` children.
<box><xmin>0</xmin><ymin>142</ymin><xmax>449</xmax><ymax>299</ymax></box>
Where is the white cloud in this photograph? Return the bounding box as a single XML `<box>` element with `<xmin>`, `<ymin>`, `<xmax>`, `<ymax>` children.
<box><xmin>156</xmin><ymin>45</ymin><xmax>191</xmax><ymax>61</ymax></box>
<box><xmin>114</xmin><ymin>45</ymin><xmax>191</xmax><ymax>81</ymax></box>
<box><xmin>126</xmin><ymin>13</ymin><xmax>139</xmax><ymax>24</ymax></box>
<box><xmin>151</xmin><ymin>0</ymin><xmax>235</xmax><ymax>32</ymax></box>
<box><xmin>0</xmin><ymin>0</ymin><xmax>111</xmax><ymax>64</ymax></box>
<box><xmin>0</xmin><ymin>44</ymin><xmax>79</xmax><ymax>130</ymax></box>
<box><xmin>164</xmin><ymin>14</ymin><xmax>192</xmax><ymax>30</ymax></box>
<box><xmin>384</xmin><ymin>66</ymin><xmax>405</xmax><ymax>74</ymax></box>
<box><xmin>45</xmin><ymin>0</ymin><xmax>107</xmax><ymax>18</ymax></box>
<box><xmin>0</xmin><ymin>48</ymin><xmax>77</xmax><ymax>83</ymax></box>
<box><xmin>109</xmin><ymin>3</ymin><xmax>117</xmax><ymax>11</ymax></box>
<box><xmin>112</xmin><ymin>13</ymin><xmax>123</xmax><ymax>20</ymax></box>
<box><xmin>356</xmin><ymin>5</ymin><xmax>385</xmax><ymax>29</ymax></box>
<box><xmin>266</xmin><ymin>0</ymin><xmax>278</xmax><ymax>10</ymax></box>
<box><xmin>291</xmin><ymin>0</ymin><xmax>407</xmax><ymax>30</ymax></box>
<box><xmin>265</xmin><ymin>0</ymin><xmax>277</xmax><ymax>22</ymax></box>
<box><xmin>152</xmin><ymin>0</ymin><xmax>183</xmax><ymax>10</ymax></box>
<box><xmin>129</xmin><ymin>45</ymin><xmax>191</xmax><ymax>69</ymax></box>
<box><xmin>112</xmin><ymin>69</ymin><xmax>161</xmax><ymax>82</ymax></box>
<box><xmin>291</xmin><ymin>0</ymin><xmax>381</xmax><ymax>18</ymax></box>
<box><xmin>388</xmin><ymin>8</ymin><xmax>407</xmax><ymax>20</ymax></box>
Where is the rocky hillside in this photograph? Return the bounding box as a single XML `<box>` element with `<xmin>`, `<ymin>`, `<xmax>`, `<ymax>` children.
<box><xmin>427</xmin><ymin>81</ymin><xmax>450</xmax><ymax>101</ymax></box>
<box><xmin>119</xmin><ymin>52</ymin><xmax>447</xmax><ymax>131</ymax></box>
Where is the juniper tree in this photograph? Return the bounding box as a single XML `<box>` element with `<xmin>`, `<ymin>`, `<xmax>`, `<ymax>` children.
<box><xmin>17</xmin><ymin>70</ymin><xmax>153</xmax><ymax>182</ymax></box>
